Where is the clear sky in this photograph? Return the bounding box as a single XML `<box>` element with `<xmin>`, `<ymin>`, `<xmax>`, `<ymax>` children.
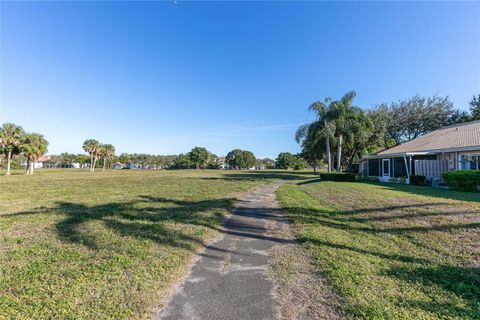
<box><xmin>1</xmin><ymin>1</ymin><xmax>479</xmax><ymax>158</ymax></box>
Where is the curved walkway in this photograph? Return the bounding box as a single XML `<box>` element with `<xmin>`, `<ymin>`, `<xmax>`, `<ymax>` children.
<box><xmin>156</xmin><ymin>181</ymin><xmax>291</xmax><ymax>320</ymax></box>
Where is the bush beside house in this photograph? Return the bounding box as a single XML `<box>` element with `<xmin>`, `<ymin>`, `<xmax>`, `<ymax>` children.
<box><xmin>410</xmin><ymin>175</ymin><xmax>427</xmax><ymax>186</ymax></box>
<box><xmin>319</xmin><ymin>172</ymin><xmax>356</xmax><ymax>182</ymax></box>
<box><xmin>443</xmin><ymin>170</ymin><xmax>480</xmax><ymax>191</ymax></box>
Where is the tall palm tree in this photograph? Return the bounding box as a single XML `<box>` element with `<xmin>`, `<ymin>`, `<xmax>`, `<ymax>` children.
<box><xmin>296</xmin><ymin>98</ymin><xmax>335</xmax><ymax>172</ymax></box>
<box><xmin>0</xmin><ymin>123</ymin><xmax>25</xmax><ymax>176</ymax></box>
<box><xmin>330</xmin><ymin>91</ymin><xmax>357</xmax><ymax>172</ymax></box>
<box><xmin>21</xmin><ymin>133</ymin><xmax>49</xmax><ymax>175</ymax></box>
<box><xmin>82</xmin><ymin>139</ymin><xmax>101</xmax><ymax>172</ymax></box>
<box><xmin>99</xmin><ymin>144</ymin><xmax>115</xmax><ymax>171</ymax></box>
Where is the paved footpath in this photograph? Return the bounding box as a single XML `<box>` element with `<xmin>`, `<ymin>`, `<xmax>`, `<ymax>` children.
<box><xmin>156</xmin><ymin>181</ymin><xmax>291</xmax><ymax>320</ymax></box>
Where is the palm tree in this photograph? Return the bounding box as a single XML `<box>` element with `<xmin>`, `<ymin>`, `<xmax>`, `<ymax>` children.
<box><xmin>99</xmin><ymin>144</ymin><xmax>115</xmax><ymax>171</ymax></box>
<box><xmin>82</xmin><ymin>139</ymin><xmax>101</xmax><ymax>172</ymax></box>
<box><xmin>330</xmin><ymin>91</ymin><xmax>357</xmax><ymax>172</ymax></box>
<box><xmin>296</xmin><ymin>98</ymin><xmax>335</xmax><ymax>173</ymax></box>
<box><xmin>21</xmin><ymin>133</ymin><xmax>49</xmax><ymax>175</ymax></box>
<box><xmin>0</xmin><ymin>123</ymin><xmax>25</xmax><ymax>176</ymax></box>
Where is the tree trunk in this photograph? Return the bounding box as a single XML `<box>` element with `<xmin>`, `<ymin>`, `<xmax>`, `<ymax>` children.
<box><xmin>26</xmin><ymin>159</ymin><xmax>30</xmax><ymax>174</ymax></box>
<box><xmin>90</xmin><ymin>155</ymin><xmax>94</xmax><ymax>172</ymax></box>
<box><xmin>313</xmin><ymin>164</ymin><xmax>317</xmax><ymax>173</ymax></box>
<box><xmin>336</xmin><ymin>134</ymin><xmax>343</xmax><ymax>172</ymax></box>
<box><xmin>92</xmin><ymin>157</ymin><xmax>97</xmax><ymax>172</ymax></box>
<box><xmin>326</xmin><ymin>136</ymin><xmax>332</xmax><ymax>173</ymax></box>
<box><xmin>103</xmin><ymin>158</ymin><xmax>106</xmax><ymax>171</ymax></box>
<box><xmin>6</xmin><ymin>150</ymin><xmax>12</xmax><ymax>176</ymax></box>
<box><xmin>29</xmin><ymin>161</ymin><xmax>34</xmax><ymax>175</ymax></box>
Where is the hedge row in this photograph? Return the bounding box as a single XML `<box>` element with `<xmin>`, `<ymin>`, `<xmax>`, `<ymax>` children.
<box><xmin>443</xmin><ymin>170</ymin><xmax>480</xmax><ymax>191</ymax></box>
<box><xmin>319</xmin><ymin>172</ymin><xmax>356</xmax><ymax>182</ymax></box>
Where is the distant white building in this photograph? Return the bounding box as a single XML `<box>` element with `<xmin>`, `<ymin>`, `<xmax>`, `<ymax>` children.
<box><xmin>30</xmin><ymin>155</ymin><xmax>51</xmax><ymax>169</ymax></box>
<box><xmin>216</xmin><ymin>157</ymin><xmax>229</xmax><ymax>169</ymax></box>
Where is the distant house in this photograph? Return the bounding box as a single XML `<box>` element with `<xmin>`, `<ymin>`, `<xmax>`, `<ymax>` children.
<box><xmin>359</xmin><ymin>121</ymin><xmax>480</xmax><ymax>183</ymax></box>
<box><xmin>113</xmin><ymin>162</ymin><xmax>125</xmax><ymax>170</ymax></box>
<box><xmin>34</xmin><ymin>155</ymin><xmax>51</xmax><ymax>169</ymax></box>
<box><xmin>125</xmin><ymin>161</ymin><xmax>141</xmax><ymax>169</ymax></box>
<box><xmin>216</xmin><ymin>157</ymin><xmax>229</xmax><ymax>169</ymax></box>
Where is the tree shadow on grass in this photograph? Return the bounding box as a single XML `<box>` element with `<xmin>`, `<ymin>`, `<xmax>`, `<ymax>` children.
<box><xmin>301</xmin><ymin>237</ymin><xmax>432</xmax><ymax>264</ymax></box>
<box><xmin>51</xmin><ymin>194</ymin><xmax>295</xmax><ymax>253</ymax></box>
<box><xmin>384</xmin><ymin>264</ymin><xmax>480</xmax><ymax>319</ymax></box>
<box><xmin>361</xmin><ymin>181</ymin><xmax>480</xmax><ymax>204</ymax></box>
<box><xmin>284</xmin><ymin>204</ymin><xmax>480</xmax><ymax>235</ymax></box>
<box><xmin>53</xmin><ymin>197</ymin><xmax>231</xmax><ymax>251</ymax></box>
<box><xmin>297</xmin><ymin>178</ymin><xmax>322</xmax><ymax>185</ymax></box>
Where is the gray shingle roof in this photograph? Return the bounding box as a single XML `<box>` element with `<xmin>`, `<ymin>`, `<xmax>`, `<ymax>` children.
<box><xmin>378</xmin><ymin>120</ymin><xmax>480</xmax><ymax>155</ymax></box>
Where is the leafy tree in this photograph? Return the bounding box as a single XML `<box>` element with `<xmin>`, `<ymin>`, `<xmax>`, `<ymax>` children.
<box><xmin>188</xmin><ymin>147</ymin><xmax>210</xmax><ymax>169</ymax></box>
<box><xmin>341</xmin><ymin>107</ymin><xmax>374</xmax><ymax>167</ymax></box>
<box><xmin>372</xmin><ymin>95</ymin><xmax>463</xmax><ymax>148</ymax></box>
<box><xmin>99</xmin><ymin>144</ymin><xmax>115</xmax><ymax>171</ymax></box>
<box><xmin>239</xmin><ymin>150</ymin><xmax>256</xmax><ymax>169</ymax></box>
<box><xmin>21</xmin><ymin>133</ymin><xmax>49</xmax><ymax>175</ymax></box>
<box><xmin>0</xmin><ymin>123</ymin><xmax>25</xmax><ymax>175</ymax></box>
<box><xmin>366</xmin><ymin>107</ymin><xmax>392</xmax><ymax>150</ymax></box>
<box><xmin>300</xmin><ymin>141</ymin><xmax>323</xmax><ymax>173</ymax></box>
<box><xmin>293</xmin><ymin>155</ymin><xmax>308</xmax><ymax>170</ymax></box>
<box><xmin>75</xmin><ymin>154</ymin><xmax>90</xmax><ymax>168</ymax></box>
<box><xmin>470</xmin><ymin>94</ymin><xmax>480</xmax><ymax>120</ymax></box>
<box><xmin>226</xmin><ymin>149</ymin><xmax>256</xmax><ymax>169</ymax></box>
<box><xmin>118</xmin><ymin>153</ymin><xmax>131</xmax><ymax>164</ymax></box>
<box><xmin>170</xmin><ymin>153</ymin><xmax>194</xmax><ymax>169</ymax></box>
<box><xmin>275</xmin><ymin>152</ymin><xmax>297</xmax><ymax>169</ymax></box>
<box><xmin>60</xmin><ymin>152</ymin><xmax>76</xmax><ymax>167</ymax></box>
<box><xmin>82</xmin><ymin>139</ymin><xmax>101</xmax><ymax>172</ymax></box>
<box><xmin>226</xmin><ymin>149</ymin><xmax>243</xmax><ymax>169</ymax></box>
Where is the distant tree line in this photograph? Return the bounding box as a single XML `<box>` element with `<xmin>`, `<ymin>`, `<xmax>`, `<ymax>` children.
<box><xmin>296</xmin><ymin>92</ymin><xmax>480</xmax><ymax>172</ymax></box>
<box><xmin>9</xmin><ymin>144</ymin><xmax>272</xmax><ymax>172</ymax></box>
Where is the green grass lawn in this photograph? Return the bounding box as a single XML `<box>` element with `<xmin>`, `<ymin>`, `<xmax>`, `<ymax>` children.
<box><xmin>0</xmin><ymin>169</ymin><xmax>313</xmax><ymax>319</ymax></box>
<box><xmin>277</xmin><ymin>180</ymin><xmax>480</xmax><ymax>320</ymax></box>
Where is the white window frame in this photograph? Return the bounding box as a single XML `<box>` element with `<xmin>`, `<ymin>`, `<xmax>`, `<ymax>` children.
<box><xmin>382</xmin><ymin>159</ymin><xmax>390</xmax><ymax>177</ymax></box>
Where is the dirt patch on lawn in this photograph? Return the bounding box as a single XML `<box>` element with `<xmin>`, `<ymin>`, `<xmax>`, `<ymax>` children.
<box><xmin>267</xmin><ymin>211</ymin><xmax>347</xmax><ymax>320</ymax></box>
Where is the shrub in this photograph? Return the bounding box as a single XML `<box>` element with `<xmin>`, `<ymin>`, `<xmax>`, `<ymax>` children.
<box><xmin>410</xmin><ymin>175</ymin><xmax>426</xmax><ymax>186</ymax></box>
<box><xmin>319</xmin><ymin>172</ymin><xmax>356</xmax><ymax>182</ymax></box>
<box><xmin>388</xmin><ymin>177</ymin><xmax>407</xmax><ymax>184</ymax></box>
<box><xmin>443</xmin><ymin>170</ymin><xmax>480</xmax><ymax>191</ymax></box>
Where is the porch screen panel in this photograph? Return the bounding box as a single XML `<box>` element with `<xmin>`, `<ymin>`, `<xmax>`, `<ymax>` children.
<box><xmin>369</xmin><ymin>159</ymin><xmax>380</xmax><ymax>176</ymax></box>
<box><xmin>394</xmin><ymin>157</ymin><xmax>407</xmax><ymax>177</ymax></box>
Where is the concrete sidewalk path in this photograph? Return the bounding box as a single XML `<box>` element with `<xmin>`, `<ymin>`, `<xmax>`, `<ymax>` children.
<box><xmin>156</xmin><ymin>181</ymin><xmax>291</xmax><ymax>320</ymax></box>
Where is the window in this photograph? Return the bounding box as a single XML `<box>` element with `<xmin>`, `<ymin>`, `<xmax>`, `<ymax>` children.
<box><xmin>459</xmin><ymin>154</ymin><xmax>480</xmax><ymax>170</ymax></box>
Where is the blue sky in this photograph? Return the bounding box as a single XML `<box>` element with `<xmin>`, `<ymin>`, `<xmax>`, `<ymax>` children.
<box><xmin>1</xmin><ymin>1</ymin><xmax>479</xmax><ymax>158</ymax></box>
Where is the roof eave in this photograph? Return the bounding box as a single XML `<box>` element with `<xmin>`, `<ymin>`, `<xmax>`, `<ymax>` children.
<box><xmin>361</xmin><ymin>145</ymin><xmax>480</xmax><ymax>160</ymax></box>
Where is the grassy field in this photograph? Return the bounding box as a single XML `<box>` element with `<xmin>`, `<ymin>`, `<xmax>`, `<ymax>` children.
<box><xmin>0</xmin><ymin>169</ymin><xmax>312</xmax><ymax>319</ymax></box>
<box><xmin>277</xmin><ymin>180</ymin><xmax>480</xmax><ymax>320</ymax></box>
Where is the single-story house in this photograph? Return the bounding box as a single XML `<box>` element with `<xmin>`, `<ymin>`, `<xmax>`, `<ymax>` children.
<box><xmin>113</xmin><ymin>162</ymin><xmax>125</xmax><ymax>170</ymax></box>
<box><xmin>22</xmin><ymin>155</ymin><xmax>51</xmax><ymax>169</ymax></box>
<box><xmin>359</xmin><ymin>120</ymin><xmax>480</xmax><ymax>183</ymax></box>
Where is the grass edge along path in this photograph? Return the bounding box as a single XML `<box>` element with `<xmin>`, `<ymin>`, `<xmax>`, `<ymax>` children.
<box><xmin>277</xmin><ymin>180</ymin><xmax>480</xmax><ymax>320</ymax></box>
